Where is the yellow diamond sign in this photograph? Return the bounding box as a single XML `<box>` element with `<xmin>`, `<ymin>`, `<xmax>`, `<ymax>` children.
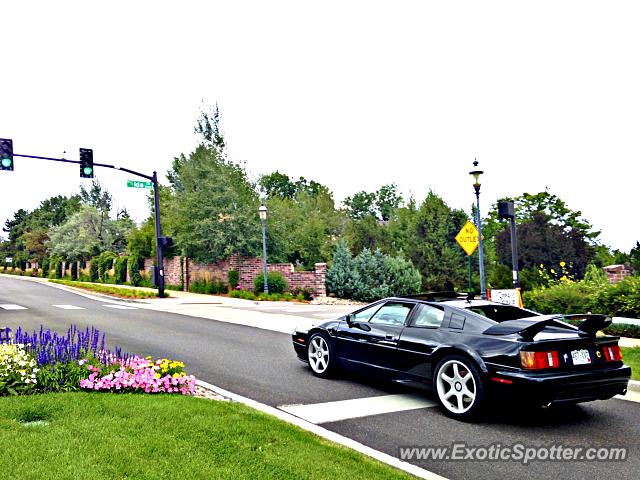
<box><xmin>455</xmin><ymin>220</ymin><xmax>479</xmax><ymax>256</ymax></box>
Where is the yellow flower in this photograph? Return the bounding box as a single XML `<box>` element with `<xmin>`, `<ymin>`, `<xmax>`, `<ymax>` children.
<box><xmin>561</xmin><ymin>275</ymin><xmax>568</xmax><ymax>281</ymax></box>
<box><xmin>550</xmin><ymin>268</ymin><xmax>556</xmax><ymax>274</ymax></box>
<box><xmin>560</xmin><ymin>261</ymin><xmax>566</xmax><ymax>267</ymax></box>
<box><xmin>154</xmin><ymin>373</ymin><xmax>161</xmax><ymax>379</ymax></box>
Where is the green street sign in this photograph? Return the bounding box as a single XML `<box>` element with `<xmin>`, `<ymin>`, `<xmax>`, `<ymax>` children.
<box><xmin>127</xmin><ymin>180</ymin><xmax>153</xmax><ymax>189</ymax></box>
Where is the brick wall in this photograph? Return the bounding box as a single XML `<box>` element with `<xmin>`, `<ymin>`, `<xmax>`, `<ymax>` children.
<box><xmin>603</xmin><ymin>264</ymin><xmax>633</xmax><ymax>284</ymax></box>
<box><xmin>142</xmin><ymin>253</ymin><xmax>327</xmax><ymax>297</ymax></box>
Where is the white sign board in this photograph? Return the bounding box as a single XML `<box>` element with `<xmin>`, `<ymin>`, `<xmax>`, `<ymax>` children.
<box><xmin>5</xmin><ymin>257</ymin><xmax>12</xmax><ymax>264</ymax></box>
<box><xmin>491</xmin><ymin>289</ymin><xmax>521</xmax><ymax>307</ymax></box>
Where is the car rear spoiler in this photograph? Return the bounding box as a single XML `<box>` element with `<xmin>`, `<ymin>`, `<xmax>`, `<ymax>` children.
<box><xmin>483</xmin><ymin>314</ymin><xmax>612</xmax><ymax>341</ymax></box>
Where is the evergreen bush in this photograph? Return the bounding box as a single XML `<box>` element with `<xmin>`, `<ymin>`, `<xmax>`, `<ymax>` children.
<box><xmin>128</xmin><ymin>255</ymin><xmax>143</xmax><ymax>287</ymax></box>
<box><xmin>227</xmin><ymin>269</ymin><xmax>239</xmax><ymax>291</ymax></box>
<box><xmin>114</xmin><ymin>256</ymin><xmax>128</xmax><ymax>284</ymax></box>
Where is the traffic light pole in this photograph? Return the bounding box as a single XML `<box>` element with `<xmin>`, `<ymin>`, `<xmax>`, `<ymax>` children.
<box><xmin>10</xmin><ymin>151</ymin><xmax>166</xmax><ymax>298</ymax></box>
<box><xmin>152</xmin><ymin>171</ymin><xmax>165</xmax><ymax>298</ymax></box>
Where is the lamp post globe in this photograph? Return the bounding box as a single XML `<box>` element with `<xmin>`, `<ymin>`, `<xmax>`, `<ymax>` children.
<box><xmin>469</xmin><ymin>160</ymin><xmax>487</xmax><ymax>299</ymax></box>
<box><xmin>258</xmin><ymin>204</ymin><xmax>269</xmax><ymax>294</ymax></box>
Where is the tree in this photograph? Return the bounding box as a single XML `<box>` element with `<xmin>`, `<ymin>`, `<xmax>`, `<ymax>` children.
<box><xmin>166</xmin><ymin>145</ymin><xmax>262</xmax><ymax>263</ymax></box>
<box><xmin>193</xmin><ymin>103</ymin><xmax>226</xmax><ymax>153</ymax></box>
<box><xmin>405</xmin><ymin>191</ymin><xmax>468</xmax><ymax>290</ymax></box>
<box><xmin>259</xmin><ymin>171</ymin><xmax>297</xmax><ymax>199</ymax></box>
<box><xmin>343</xmin><ymin>184</ymin><xmax>402</xmax><ymax>221</ymax></box>
<box><xmin>47</xmin><ymin>205</ymin><xmax>130</xmax><ymax>261</ymax></box>
<box><xmin>483</xmin><ymin>190</ymin><xmax>599</xmax><ymax>284</ymax></box>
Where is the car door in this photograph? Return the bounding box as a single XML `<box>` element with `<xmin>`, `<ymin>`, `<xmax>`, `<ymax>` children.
<box><xmin>396</xmin><ymin>303</ymin><xmax>447</xmax><ymax>380</ymax></box>
<box><xmin>355</xmin><ymin>301</ymin><xmax>417</xmax><ymax>373</ymax></box>
<box><xmin>334</xmin><ymin>301</ymin><xmax>385</xmax><ymax>365</ymax></box>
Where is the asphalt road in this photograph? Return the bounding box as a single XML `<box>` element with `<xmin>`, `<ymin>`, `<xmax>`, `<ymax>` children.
<box><xmin>1</xmin><ymin>275</ymin><xmax>638</xmax><ymax>480</ymax></box>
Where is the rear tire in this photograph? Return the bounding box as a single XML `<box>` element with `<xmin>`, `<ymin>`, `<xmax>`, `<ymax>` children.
<box><xmin>307</xmin><ymin>332</ymin><xmax>335</xmax><ymax>378</ymax></box>
<box><xmin>433</xmin><ymin>354</ymin><xmax>485</xmax><ymax>420</ymax></box>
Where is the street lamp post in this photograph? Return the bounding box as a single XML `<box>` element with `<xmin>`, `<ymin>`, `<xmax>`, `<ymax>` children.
<box><xmin>258</xmin><ymin>204</ymin><xmax>269</xmax><ymax>294</ymax></box>
<box><xmin>469</xmin><ymin>160</ymin><xmax>487</xmax><ymax>299</ymax></box>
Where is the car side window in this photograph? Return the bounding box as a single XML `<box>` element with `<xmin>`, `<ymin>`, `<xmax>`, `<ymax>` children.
<box><xmin>369</xmin><ymin>303</ymin><xmax>413</xmax><ymax>326</ymax></box>
<box><xmin>412</xmin><ymin>304</ymin><xmax>444</xmax><ymax>328</ymax></box>
<box><xmin>353</xmin><ymin>304</ymin><xmax>382</xmax><ymax>322</ymax></box>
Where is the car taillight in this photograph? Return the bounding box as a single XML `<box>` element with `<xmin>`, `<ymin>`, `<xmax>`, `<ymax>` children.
<box><xmin>520</xmin><ymin>350</ymin><xmax>560</xmax><ymax>369</ymax></box>
<box><xmin>603</xmin><ymin>345</ymin><xmax>622</xmax><ymax>362</ymax></box>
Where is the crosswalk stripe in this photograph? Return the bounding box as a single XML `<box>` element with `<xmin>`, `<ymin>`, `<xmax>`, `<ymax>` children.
<box><xmin>0</xmin><ymin>304</ymin><xmax>28</xmax><ymax>310</ymax></box>
<box><xmin>52</xmin><ymin>304</ymin><xmax>85</xmax><ymax>310</ymax></box>
<box><xmin>278</xmin><ymin>393</ymin><xmax>437</xmax><ymax>424</ymax></box>
<box><xmin>103</xmin><ymin>304</ymin><xmax>138</xmax><ymax>310</ymax></box>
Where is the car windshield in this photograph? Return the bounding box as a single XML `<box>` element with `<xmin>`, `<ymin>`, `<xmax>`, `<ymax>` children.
<box><xmin>463</xmin><ymin>304</ymin><xmax>539</xmax><ymax>322</ymax></box>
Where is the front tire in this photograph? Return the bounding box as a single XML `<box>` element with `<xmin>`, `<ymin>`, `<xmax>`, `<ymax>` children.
<box><xmin>433</xmin><ymin>354</ymin><xmax>485</xmax><ymax>420</ymax></box>
<box><xmin>307</xmin><ymin>332</ymin><xmax>335</xmax><ymax>378</ymax></box>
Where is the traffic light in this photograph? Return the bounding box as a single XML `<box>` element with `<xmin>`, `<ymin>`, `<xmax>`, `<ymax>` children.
<box><xmin>0</xmin><ymin>138</ymin><xmax>13</xmax><ymax>171</ymax></box>
<box><xmin>79</xmin><ymin>148</ymin><xmax>94</xmax><ymax>178</ymax></box>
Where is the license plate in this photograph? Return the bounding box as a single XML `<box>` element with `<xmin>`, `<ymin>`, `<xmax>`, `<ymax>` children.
<box><xmin>571</xmin><ymin>349</ymin><xmax>592</xmax><ymax>365</ymax></box>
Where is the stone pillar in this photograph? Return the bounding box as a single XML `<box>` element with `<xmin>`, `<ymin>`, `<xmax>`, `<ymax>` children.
<box><xmin>314</xmin><ymin>263</ymin><xmax>327</xmax><ymax>297</ymax></box>
<box><xmin>183</xmin><ymin>257</ymin><xmax>190</xmax><ymax>292</ymax></box>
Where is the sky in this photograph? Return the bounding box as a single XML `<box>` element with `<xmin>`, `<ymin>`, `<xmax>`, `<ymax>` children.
<box><xmin>1</xmin><ymin>1</ymin><xmax>639</xmax><ymax>252</ymax></box>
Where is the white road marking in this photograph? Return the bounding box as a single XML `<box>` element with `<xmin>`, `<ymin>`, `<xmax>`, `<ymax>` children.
<box><xmin>0</xmin><ymin>304</ymin><xmax>28</xmax><ymax>310</ymax></box>
<box><xmin>52</xmin><ymin>304</ymin><xmax>85</xmax><ymax>310</ymax></box>
<box><xmin>103</xmin><ymin>304</ymin><xmax>138</xmax><ymax>310</ymax></box>
<box><xmin>616</xmin><ymin>390</ymin><xmax>640</xmax><ymax>403</ymax></box>
<box><xmin>278</xmin><ymin>393</ymin><xmax>437</xmax><ymax>424</ymax></box>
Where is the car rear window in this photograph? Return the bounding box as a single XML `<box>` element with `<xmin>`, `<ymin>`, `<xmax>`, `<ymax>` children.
<box><xmin>464</xmin><ymin>305</ymin><xmax>539</xmax><ymax>322</ymax></box>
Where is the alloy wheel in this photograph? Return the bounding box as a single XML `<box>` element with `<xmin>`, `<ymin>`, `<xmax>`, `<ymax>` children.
<box><xmin>308</xmin><ymin>335</ymin><xmax>330</xmax><ymax>374</ymax></box>
<box><xmin>436</xmin><ymin>359</ymin><xmax>477</xmax><ymax>414</ymax></box>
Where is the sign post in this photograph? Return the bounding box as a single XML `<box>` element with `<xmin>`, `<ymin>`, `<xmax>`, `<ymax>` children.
<box><xmin>455</xmin><ymin>220</ymin><xmax>480</xmax><ymax>293</ymax></box>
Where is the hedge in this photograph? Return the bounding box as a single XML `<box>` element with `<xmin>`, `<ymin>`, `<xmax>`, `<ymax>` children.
<box><xmin>524</xmin><ymin>276</ymin><xmax>640</xmax><ymax>319</ymax></box>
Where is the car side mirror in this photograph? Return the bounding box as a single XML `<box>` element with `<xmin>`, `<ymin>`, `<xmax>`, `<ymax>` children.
<box><xmin>358</xmin><ymin>322</ymin><xmax>371</xmax><ymax>332</ymax></box>
<box><xmin>346</xmin><ymin>314</ymin><xmax>354</xmax><ymax>327</ymax></box>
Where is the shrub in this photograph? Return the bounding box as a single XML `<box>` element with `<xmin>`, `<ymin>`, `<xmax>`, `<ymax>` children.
<box><xmin>96</xmin><ymin>251</ymin><xmax>117</xmax><ymax>283</ymax></box>
<box><xmin>326</xmin><ymin>245</ymin><xmax>421</xmax><ymax>302</ymax></box>
<box><xmin>128</xmin><ymin>254</ymin><xmax>143</xmax><ymax>287</ymax></box>
<box><xmin>40</xmin><ymin>258</ymin><xmax>50</xmax><ymax>278</ymax></box>
<box><xmin>89</xmin><ymin>259</ymin><xmax>99</xmax><ymax>282</ymax></box>
<box><xmin>189</xmin><ymin>275</ymin><xmax>226</xmax><ymax>295</ymax></box>
<box><xmin>70</xmin><ymin>261</ymin><xmax>78</xmax><ymax>281</ymax></box>
<box><xmin>523</xmin><ymin>282</ymin><xmax>595</xmax><ymax>315</ymax></box>
<box><xmin>114</xmin><ymin>256</ymin><xmax>128</xmax><ymax>284</ymax></box>
<box><xmin>291</xmin><ymin>287</ymin><xmax>314</xmax><ymax>301</ymax></box>
<box><xmin>523</xmin><ymin>275</ymin><xmax>640</xmax><ymax>319</ymax></box>
<box><xmin>228</xmin><ymin>269</ymin><xmax>239</xmax><ymax>291</ymax></box>
<box><xmin>253</xmin><ymin>271</ymin><xmax>288</xmax><ymax>294</ymax></box>
<box><xmin>326</xmin><ymin>242</ymin><xmax>360</xmax><ymax>299</ymax></box>
<box><xmin>54</xmin><ymin>259</ymin><xmax>63</xmax><ymax>279</ymax></box>
<box><xmin>230</xmin><ymin>289</ymin><xmax>257</xmax><ymax>300</ymax></box>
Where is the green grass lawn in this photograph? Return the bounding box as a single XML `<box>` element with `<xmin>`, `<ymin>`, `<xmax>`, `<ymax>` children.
<box><xmin>0</xmin><ymin>393</ymin><xmax>414</xmax><ymax>480</ymax></box>
<box><xmin>622</xmin><ymin>347</ymin><xmax>640</xmax><ymax>380</ymax></box>
<box><xmin>50</xmin><ymin>279</ymin><xmax>164</xmax><ymax>299</ymax></box>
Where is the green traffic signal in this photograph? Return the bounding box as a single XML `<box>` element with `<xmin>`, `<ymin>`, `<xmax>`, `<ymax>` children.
<box><xmin>79</xmin><ymin>148</ymin><xmax>94</xmax><ymax>178</ymax></box>
<box><xmin>0</xmin><ymin>138</ymin><xmax>14</xmax><ymax>171</ymax></box>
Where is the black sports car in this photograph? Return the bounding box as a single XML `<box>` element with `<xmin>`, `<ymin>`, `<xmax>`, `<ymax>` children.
<box><xmin>292</xmin><ymin>293</ymin><xmax>631</xmax><ymax>420</ymax></box>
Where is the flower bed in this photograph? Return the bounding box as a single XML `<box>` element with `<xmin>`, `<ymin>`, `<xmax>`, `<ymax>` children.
<box><xmin>0</xmin><ymin>325</ymin><xmax>196</xmax><ymax>396</ymax></box>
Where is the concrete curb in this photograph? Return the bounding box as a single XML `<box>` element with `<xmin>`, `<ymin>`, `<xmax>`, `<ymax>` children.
<box><xmin>195</xmin><ymin>379</ymin><xmax>447</xmax><ymax>480</ymax></box>
<box><xmin>628</xmin><ymin>380</ymin><xmax>640</xmax><ymax>393</ymax></box>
